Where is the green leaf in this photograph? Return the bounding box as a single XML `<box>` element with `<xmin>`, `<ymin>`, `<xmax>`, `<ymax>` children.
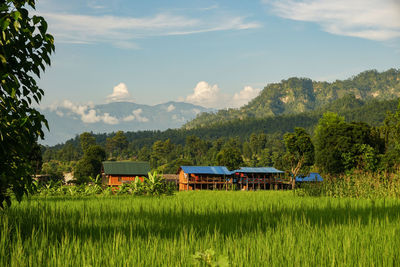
<box><xmin>32</xmin><ymin>16</ymin><xmax>41</xmax><ymax>25</ymax></box>
<box><xmin>0</xmin><ymin>54</ymin><xmax>6</xmax><ymax>65</ymax></box>
<box><xmin>13</xmin><ymin>20</ymin><xmax>20</xmax><ymax>32</ymax></box>
<box><xmin>20</xmin><ymin>117</ymin><xmax>28</xmax><ymax>127</ymax></box>
<box><xmin>1</xmin><ymin>18</ymin><xmax>10</xmax><ymax>31</ymax></box>
<box><xmin>12</xmin><ymin>11</ymin><xmax>21</xmax><ymax>21</ymax></box>
<box><xmin>39</xmin><ymin>20</ymin><xmax>47</xmax><ymax>35</ymax></box>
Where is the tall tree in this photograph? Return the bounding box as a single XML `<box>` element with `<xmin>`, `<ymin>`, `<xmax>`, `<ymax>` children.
<box><xmin>0</xmin><ymin>0</ymin><xmax>54</xmax><ymax>207</ymax></box>
<box><xmin>315</xmin><ymin>112</ymin><xmax>383</xmax><ymax>173</ymax></box>
<box><xmin>74</xmin><ymin>145</ymin><xmax>106</xmax><ymax>184</ymax></box>
<box><xmin>216</xmin><ymin>138</ymin><xmax>243</xmax><ymax>171</ymax></box>
<box><xmin>106</xmin><ymin>130</ymin><xmax>128</xmax><ymax>159</ymax></box>
<box><xmin>283</xmin><ymin>127</ymin><xmax>314</xmax><ymax>189</ymax></box>
<box><xmin>80</xmin><ymin>132</ymin><xmax>96</xmax><ymax>153</ymax></box>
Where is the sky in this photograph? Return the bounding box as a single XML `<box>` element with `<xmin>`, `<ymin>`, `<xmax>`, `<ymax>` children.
<box><xmin>35</xmin><ymin>0</ymin><xmax>400</xmax><ymax>109</ymax></box>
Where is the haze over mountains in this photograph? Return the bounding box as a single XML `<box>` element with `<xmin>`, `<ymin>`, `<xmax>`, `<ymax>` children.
<box><xmin>40</xmin><ymin>101</ymin><xmax>213</xmax><ymax>145</ymax></box>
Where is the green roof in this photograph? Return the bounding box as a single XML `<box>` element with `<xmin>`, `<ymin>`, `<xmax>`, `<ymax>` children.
<box><xmin>102</xmin><ymin>161</ymin><xmax>150</xmax><ymax>176</ymax></box>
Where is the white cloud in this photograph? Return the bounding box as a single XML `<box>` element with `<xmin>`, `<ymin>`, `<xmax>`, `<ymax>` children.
<box><xmin>184</xmin><ymin>82</ymin><xmax>260</xmax><ymax>108</ymax></box>
<box><xmin>264</xmin><ymin>0</ymin><xmax>400</xmax><ymax>41</ymax></box>
<box><xmin>232</xmin><ymin>86</ymin><xmax>261</xmax><ymax>107</ymax></box>
<box><xmin>52</xmin><ymin>100</ymin><xmax>120</xmax><ymax>124</ymax></box>
<box><xmin>102</xmin><ymin>113</ymin><xmax>119</xmax><ymax>124</ymax></box>
<box><xmin>185</xmin><ymin>81</ymin><xmax>230</xmax><ymax>108</ymax></box>
<box><xmin>132</xmin><ymin>109</ymin><xmax>149</xmax><ymax>122</ymax></box>
<box><xmin>122</xmin><ymin>109</ymin><xmax>149</xmax><ymax>122</ymax></box>
<box><xmin>167</xmin><ymin>104</ymin><xmax>176</xmax><ymax>112</ymax></box>
<box><xmin>81</xmin><ymin>109</ymin><xmax>100</xmax><ymax>123</ymax></box>
<box><xmin>106</xmin><ymin>83</ymin><xmax>134</xmax><ymax>103</ymax></box>
<box><xmin>122</xmin><ymin>115</ymin><xmax>135</xmax><ymax>122</ymax></box>
<box><xmin>40</xmin><ymin>11</ymin><xmax>261</xmax><ymax>48</ymax></box>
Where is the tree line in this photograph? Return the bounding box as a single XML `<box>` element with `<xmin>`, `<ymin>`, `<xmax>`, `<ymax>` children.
<box><xmin>38</xmin><ymin>100</ymin><xmax>400</xmax><ymax>185</ymax></box>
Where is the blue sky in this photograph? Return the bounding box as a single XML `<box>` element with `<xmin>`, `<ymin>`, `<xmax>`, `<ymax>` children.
<box><xmin>36</xmin><ymin>0</ymin><xmax>400</xmax><ymax>109</ymax></box>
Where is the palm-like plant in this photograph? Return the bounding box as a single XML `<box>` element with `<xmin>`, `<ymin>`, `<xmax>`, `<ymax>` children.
<box><xmin>144</xmin><ymin>171</ymin><xmax>164</xmax><ymax>195</ymax></box>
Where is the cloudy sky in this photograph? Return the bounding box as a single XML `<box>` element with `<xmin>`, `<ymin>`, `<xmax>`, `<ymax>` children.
<box><xmin>36</xmin><ymin>0</ymin><xmax>400</xmax><ymax>109</ymax></box>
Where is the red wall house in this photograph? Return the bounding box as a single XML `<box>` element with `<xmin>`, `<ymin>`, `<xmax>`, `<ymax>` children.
<box><xmin>102</xmin><ymin>161</ymin><xmax>150</xmax><ymax>186</ymax></box>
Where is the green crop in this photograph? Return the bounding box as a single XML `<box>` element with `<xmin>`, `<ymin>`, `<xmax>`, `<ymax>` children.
<box><xmin>1</xmin><ymin>191</ymin><xmax>400</xmax><ymax>266</ymax></box>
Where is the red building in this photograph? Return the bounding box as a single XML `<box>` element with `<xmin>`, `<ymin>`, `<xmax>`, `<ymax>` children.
<box><xmin>102</xmin><ymin>161</ymin><xmax>150</xmax><ymax>186</ymax></box>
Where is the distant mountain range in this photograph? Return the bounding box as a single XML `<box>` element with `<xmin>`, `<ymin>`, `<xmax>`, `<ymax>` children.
<box><xmin>40</xmin><ymin>101</ymin><xmax>213</xmax><ymax>145</ymax></box>
<box><xmin>184</xmin><ymin>69</ymin><xmax>400</xmax><ymax>129</ymax></box>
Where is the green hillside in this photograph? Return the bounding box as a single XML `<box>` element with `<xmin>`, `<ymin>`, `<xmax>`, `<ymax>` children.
<box><xmin>184</xmin><ymin>69</ymin><xmax>400</xmax><ymax>129</ymax></box>
<box><xmin>44</xmin><ymin>96</ymin><xmax>399</xmax><ymax>156</ymax></box>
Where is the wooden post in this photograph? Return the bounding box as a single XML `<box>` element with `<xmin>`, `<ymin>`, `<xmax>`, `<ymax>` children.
<box><xmin>225</xmin><ymin>175</ymin><xmax>227</xmax><ymax>191</ymax></box>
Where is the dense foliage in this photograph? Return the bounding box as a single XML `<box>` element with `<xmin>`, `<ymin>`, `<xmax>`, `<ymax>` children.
<box><xmin>28</xmin><ymin>172</ymin><xmax>175</xmax><ymax>197</ymax></box>
<box><xmin>185</xmin><ymin>69</ymin><xmax>400</xmax><ymax>129</ymax></box>
<box><xmin>0</xmin><ymin>0</ymin><xmax>54</xmax><ymax>207</ymax></box>
<box><xmin>283</xmin><ymin>127</ymin><xmax>314</xmax><ymax>187</ymax></box>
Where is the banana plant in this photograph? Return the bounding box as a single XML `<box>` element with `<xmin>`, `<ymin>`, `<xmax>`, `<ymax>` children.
<box><xmin>132</xmin><ymin>176</ymin><xmax>144</xmax><ymax>195</ymax></box>
<box><xmin>144</xmin><ymin>171</ymin><xmax>164</xmax><ymax>195</ymax></box>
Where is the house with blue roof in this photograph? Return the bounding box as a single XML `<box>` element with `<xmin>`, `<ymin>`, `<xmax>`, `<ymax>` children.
<box><xmin>295</xmin><ymin>172</ymin><xmax>323</xmax><ymax>182</ymax></box>
<box><xmin>178</xmin><ymin>166</ymin><xmax>232</xmax><ymax>191</ymax></box>
<box><xmin>232</xmin><ymin>167</ymin><xmax>287</xmax><ymax>190</ymax></box>
<box><xmin>178</xmin><ymin>165</ymin><xmax>288</xmax><ymax>191</ymax></box>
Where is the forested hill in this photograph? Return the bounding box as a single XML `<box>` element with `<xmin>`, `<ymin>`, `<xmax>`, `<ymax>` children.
<box><xmin>184</xmin><ymin>69</ymin><xmax>400</xmax><ymax>129</ymax></box>
<box><xmin>44</xmin><ymin>96</ymin><xmax>399</xmax><ymax>160</ymax></box>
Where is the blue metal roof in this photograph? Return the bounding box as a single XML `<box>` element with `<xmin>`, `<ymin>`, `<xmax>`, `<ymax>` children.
<box><xmin>296</xmin><ymin>172</ymin><xmax>323</xmax><ymax>182</ymax></box>
<box><xmin>233</xmin><ymin>167</ymin><xmax>284</xmax><ymax>174</ymax></box>
<box><xmin>180</xmin><ymin>166</ymin><xmax>231</xmax><ymax>175</ymax></box>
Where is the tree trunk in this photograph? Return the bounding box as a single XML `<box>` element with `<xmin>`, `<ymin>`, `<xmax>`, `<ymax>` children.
<box><xmin>291</xmin><ymin>156</ymin><xmax>304</xmax><ymax>190</ymax></box>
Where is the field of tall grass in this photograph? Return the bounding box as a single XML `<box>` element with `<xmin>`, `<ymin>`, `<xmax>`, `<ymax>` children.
<box><xmin>1</xmin><ymin>191</ymin><xmax>400</xmax><ymax>266</ymax></box>
<box><xmin>299</xmin><ymin>171</ymin><xmax>400</xmax><ymax>199</ymax></box>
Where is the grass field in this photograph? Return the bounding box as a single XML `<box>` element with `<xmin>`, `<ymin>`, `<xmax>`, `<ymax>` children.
<box><xmin>1</xmin><ymin>191</ymin><xmax>400</xmax><ymax>266</ymax></box>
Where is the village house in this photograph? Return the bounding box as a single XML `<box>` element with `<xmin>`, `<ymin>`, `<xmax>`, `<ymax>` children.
<box><xmin>178</xmin><ymin>166</ymin><xmax>287</xmax><ymax>191</ymax></box>
<box><xmin>178</xmin><ymin>166</ymin><xmax>232</xmax><ymax>191</ymax></box>
<box><xmin>102</xmin><ymin>161</ymin><xmax>150</xmax><ymax>186</ymax></box>
<box><xmin>232</xmin><ymin>167</ymin><xmax>286</xmax><ymax>190</ymax></box>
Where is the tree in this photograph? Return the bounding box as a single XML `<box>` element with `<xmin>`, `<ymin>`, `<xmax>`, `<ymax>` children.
<box><xmin>314</xmin><ymin>112</ymin><xmax>346</xmax><ymax>174</ymax></box>
<box><xmin>283</xmin><ymin>127</ymin><xmax>314</xmax><ymax>189</ymax></box>
<box><xmin>29</xmin><ymin>142</ymin><xmax>43</xmax><ymax>175</ymax></box>
<box><xmin>150</xmin><ymin>139</ymin><xmax>175</xmax><ymax>168</ymax></box>
<box><xmin>137</xmin><ymin>146</ymin><xmax>151</xmax><ymax>161</ymax></box>
<box><xmin>0</xmin><ymin>0</ymin><xmax>54</xmax><ymax>207</ymax></box>
<box><xmin>80</xmin><ymin>132</ymin><xmax>96</xmax><ymax>153</ymax></box>
<box><xmin>184</xmin><ymin>135</ymin><xmax>209</xmax><ymax>165</ymax></box>
<box><xmin>106</xmin><ymin>130</ymin><xmax>128</xmax><ymax>158</ymax></box>
<box><xmin>74</xmin><ymin>145</ymin><xmax>105</xmax><ymax>184</ymax></box>
<box><xmin>380</xmin><ymin>100</ymin><xmax>400</xmax><ymax>170</ymax></box>
<box><xmin>314</xmin><ymin>112</ymin><xmax>383</xmax><ymax>174</ymax></box>
<box><xmin>216</xmin><ymin>139</ymin><xmax>243</xmax><ymax>171</ymax></box>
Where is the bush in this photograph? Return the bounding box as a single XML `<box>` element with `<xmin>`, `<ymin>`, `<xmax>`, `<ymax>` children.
<box><xmin>26</xmin><ymin>171</ymin><xmax>175</xmax><ymax>197</ymax></box>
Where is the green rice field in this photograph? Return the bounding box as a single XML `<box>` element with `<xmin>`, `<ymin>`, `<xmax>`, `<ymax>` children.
<box><xmin>1</xmin><ymin>191</ymin><xmax>400</xmax><ymax>266</ymax></box>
